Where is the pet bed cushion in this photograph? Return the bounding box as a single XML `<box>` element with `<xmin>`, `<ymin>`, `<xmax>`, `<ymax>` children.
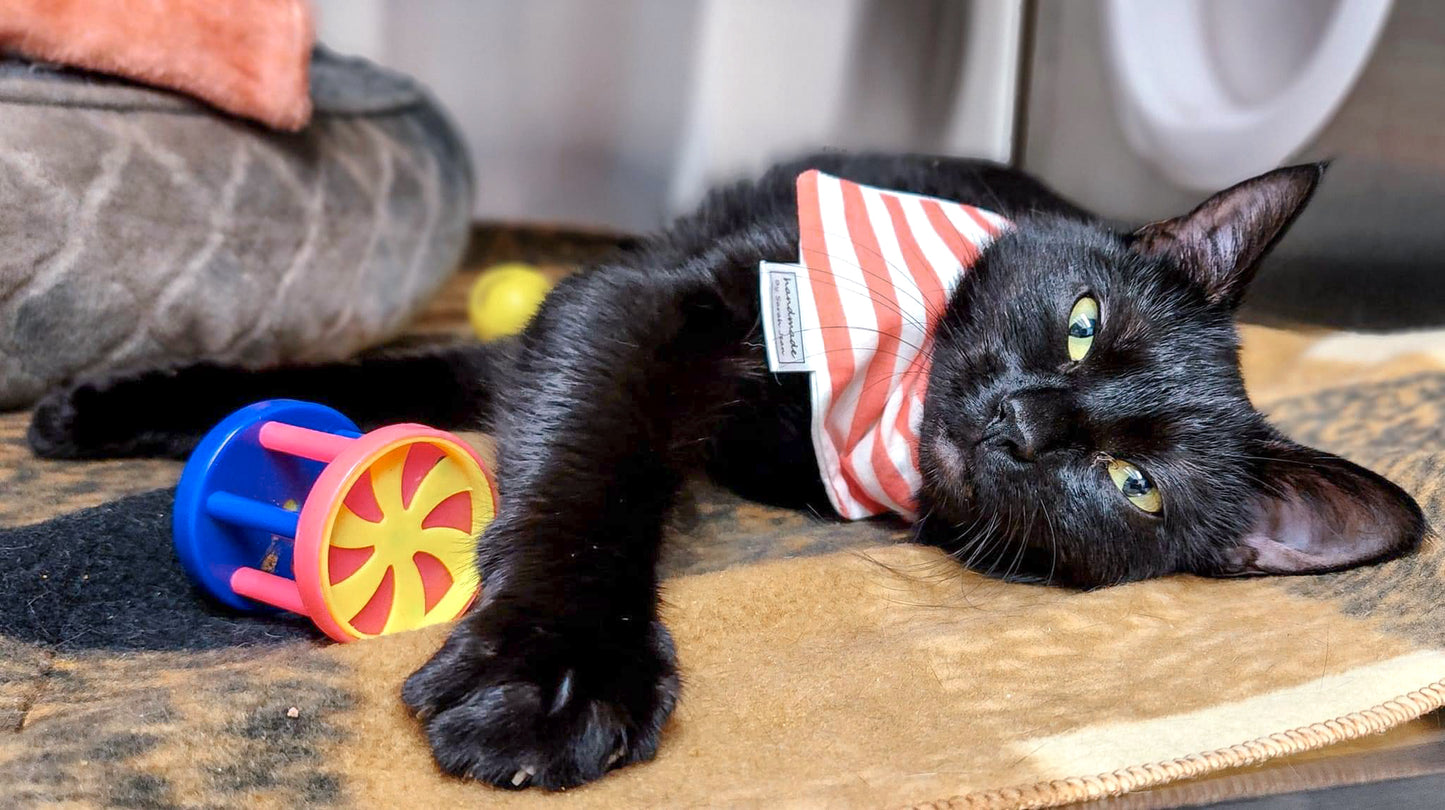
<box><xmin>0</xmin><ymin>47</ymin><xmax>472</xmax><ymax>408</ymax></box>
<box><xmin>1</xmin><ymin>270</ymin><xmax>1443</xmax><ymax>808</ymax></box>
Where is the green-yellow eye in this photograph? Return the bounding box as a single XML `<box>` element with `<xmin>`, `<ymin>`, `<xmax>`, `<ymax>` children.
<box><xmin>1067</xmin><ymin>296</ymin><xmax>1099</xmax><ymax>361</ymax></box>
<box><xmin>1107</xmin><ymin>459</ymin><xmax>1162</xmax><ymax>514</ymax></box>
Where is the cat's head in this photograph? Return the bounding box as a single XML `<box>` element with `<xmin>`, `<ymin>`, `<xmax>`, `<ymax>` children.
<box><xmin>917</xmin><ymin>164</ymin><xmax>1425</xmax><ymax>587</ymax></box>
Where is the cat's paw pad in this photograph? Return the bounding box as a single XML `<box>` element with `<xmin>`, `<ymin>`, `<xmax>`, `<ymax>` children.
<box><xmin>402</xmin><ymin>616</ymin><xmax>679</xmax><ymax>790</ymax></box>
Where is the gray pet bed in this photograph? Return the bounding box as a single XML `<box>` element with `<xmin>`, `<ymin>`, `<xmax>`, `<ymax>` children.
<box><xmin>0</xmin><ymin>48</ymin><xmax>473</xmax><ymax>408</ymax></box>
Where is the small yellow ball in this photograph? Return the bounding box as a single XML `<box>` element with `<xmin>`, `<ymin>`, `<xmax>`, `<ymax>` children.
<box><xmin>468</xmin><ymin>263</ymin><xmax>555</xmax><ymax>341</ymax></box>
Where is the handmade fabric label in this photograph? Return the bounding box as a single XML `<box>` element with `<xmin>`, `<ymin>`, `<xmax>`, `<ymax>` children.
<box><xmin>759</xmin><ymin>261</ymin><xmax>816</xmax><ymax>373</ymax></box>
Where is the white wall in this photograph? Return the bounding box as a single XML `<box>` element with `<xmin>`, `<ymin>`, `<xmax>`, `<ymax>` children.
<box><xmin>314</xmin><ymin>0</ymin><xmax>1023</xmax><ymax>232</ymax></box>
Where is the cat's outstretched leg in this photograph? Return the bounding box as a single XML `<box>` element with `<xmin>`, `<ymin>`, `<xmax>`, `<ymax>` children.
<box><xmin>401</xmin><ymin>227</ymin><xmax>791</xmax><ymax>789</ymax></box>
<box><xmin>27</xmin><ymin>342</ymin><xmax>499</xmax><ymax>459</ymax></box>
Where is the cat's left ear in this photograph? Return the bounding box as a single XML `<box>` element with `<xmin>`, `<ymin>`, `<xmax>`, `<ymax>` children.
<box><xmin>1218</xmin><ymin>438</ymin><xmax>1425</xmax><ymax>576</ymax></box>
<box><xmin>1130</xmin><ymin>163</ymin><xmax>1325</xmax><ymax>307</ymax></box>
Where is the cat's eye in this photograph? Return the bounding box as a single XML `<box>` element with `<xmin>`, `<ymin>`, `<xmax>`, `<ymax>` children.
<box><xmin>1067</xmin><ymin>296</ymin><xmax>1099</xmax><ymax>361</ymax></box>
<box><xmin>1106</xmin><ymin>459</ymin><xmax>1162</xmax><ymax>514</ymax></box>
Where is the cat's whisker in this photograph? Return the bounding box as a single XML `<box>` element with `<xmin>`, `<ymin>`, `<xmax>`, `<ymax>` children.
<box><xmin>801</xmin><ymin>220</ymin><xmax>993</xmax><ymax>324</ymax></box>
<box><xmin>798</xmin><ymin>320</ymin><xmax>935</xmax><ymax>365</ymax></box>
<box><xmin>805</xmin><ymin>346</ymin><xmax>937</xmax><ymax>395</ymax></box>
<box><xmin>989</xmin><ymin>501</ymin><xmax>1015</xmax><ymax>577</ymax></box>
<box><xmin>1000</xmin><ymin>505</ymin><xmax>1026</xmax><ymax>584</ymax></box>
<box><xmin>944</xmin><ymin>511</ymin><xmax>987</xmax><ymax>554</ymax></box>
<box><xmin>797</xmin><ymin>226</ymin><xmax>955</xmax><ymax>323</ymax></box>
<box><xmin>803</xmin><ymin>345</ymin><xmax>942</xmax><ymax>401</ymax></box>
<box><xmin>969</xmin><ymin>508</ymin><xmax>1004</xmax><ymax>580</ymax></box>
<box><xmin>956</xmin><ymin>510</ymin><xmax>1001</xmax><ymax>574</ymax></box>
<box><xmin>1040</xmin><ymin>500</ymin><xmax>1060</xmax><ymax>588</ymax></box>
<box><xmin>1239</xmin><ymin>454</ymin><xmax>1328</xmax><ymax>469</ymax></box>
<box><xmin>802</xmin><ymin>275</ymin><xmax>935</xmax><ymax>339</ymax></box>
<box><xmin>1007</xmin><ymin>502</ymin><xmax>1037</xmax><ymax>583</ymax></box>
<box><xmin>999</xmin><ymin>500</ymin><xmax>1029</xmax><ymax>582</ymax></box>
<box><xmin>800</xmin><ymin>326</ymin><xmax>941</xmax><ymax>380</ymax></box>
<box><xmin>798</xmin><ymin>259</ymin><xmax>942</xmax><ymax>320</ymax></box>
<box><xmin>803</xmin><ymin>325</ymin><xmax>932</xmax><ymax>358</ymax></box>
<box><xmin>810</xmin><ymin>258</ymin><xmax>944</xmax><ymax>323</ymax></box>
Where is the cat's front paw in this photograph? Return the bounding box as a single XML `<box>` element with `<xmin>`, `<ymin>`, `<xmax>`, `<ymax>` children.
<box><xmin>401</xmin><ymin>608</ymin><xmax>679</xmax><ymax>790</ymax></box>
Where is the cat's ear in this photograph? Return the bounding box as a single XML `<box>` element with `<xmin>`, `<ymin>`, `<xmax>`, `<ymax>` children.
<box><xmin>1130</xmin><ymin>163</ymin><xmax>1325</xmax><ymax>307</ymax></box>
<box><xmin>1218</xmin><ymin>438</ymin><xmax>1424</xmax><ymax>575</ymax></box>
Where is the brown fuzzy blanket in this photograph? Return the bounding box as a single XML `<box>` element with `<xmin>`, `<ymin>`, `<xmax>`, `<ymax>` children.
<box><xmin>2</xmin><ymin>271</ymin><xmax>1443</xmax><ymax>807</ymax></box>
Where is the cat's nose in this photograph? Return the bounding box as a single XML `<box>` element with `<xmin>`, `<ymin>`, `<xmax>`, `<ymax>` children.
<box><xmin>986</xmin><ymin>388</ymin><xmax>1074</xmax><ymax>461</ymax></box>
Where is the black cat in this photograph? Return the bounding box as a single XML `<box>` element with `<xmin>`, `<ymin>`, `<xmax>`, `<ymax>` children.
<box><xmin>27</xmin><ymin>153</ymin><xmax>1424</xmax><ymax>790</ymax></box>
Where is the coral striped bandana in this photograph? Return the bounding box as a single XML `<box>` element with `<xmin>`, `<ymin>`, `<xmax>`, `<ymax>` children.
<box><xmin>758</xmin><ymin>170</ymin><xmax>1011</xmax><ymax>520</ymax></box>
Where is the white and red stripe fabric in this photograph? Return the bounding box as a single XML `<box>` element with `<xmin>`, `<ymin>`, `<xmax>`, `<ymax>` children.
<box><xmin>758</xmin><ymin>170</ymin><xmax>1011</xmax><ymax>520</ymax></box>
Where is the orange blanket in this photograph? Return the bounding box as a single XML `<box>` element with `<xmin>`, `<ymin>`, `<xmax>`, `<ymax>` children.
<box><xmin>0</xmin><ymin>0</ymin><xmax>313</xmax><ymax>130</ymax></box>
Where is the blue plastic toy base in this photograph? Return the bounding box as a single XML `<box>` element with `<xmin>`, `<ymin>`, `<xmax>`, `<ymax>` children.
<box><xmin>173</xmin><ymin>399</ymin><xmax>361</xmax><ymax>612</ymax></box>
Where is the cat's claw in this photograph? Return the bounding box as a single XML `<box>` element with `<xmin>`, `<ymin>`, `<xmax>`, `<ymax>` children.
<box><xmin>402</xmin><ymin>610</ymin><xmax>679</xmax><ymax>790</ymax></box>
